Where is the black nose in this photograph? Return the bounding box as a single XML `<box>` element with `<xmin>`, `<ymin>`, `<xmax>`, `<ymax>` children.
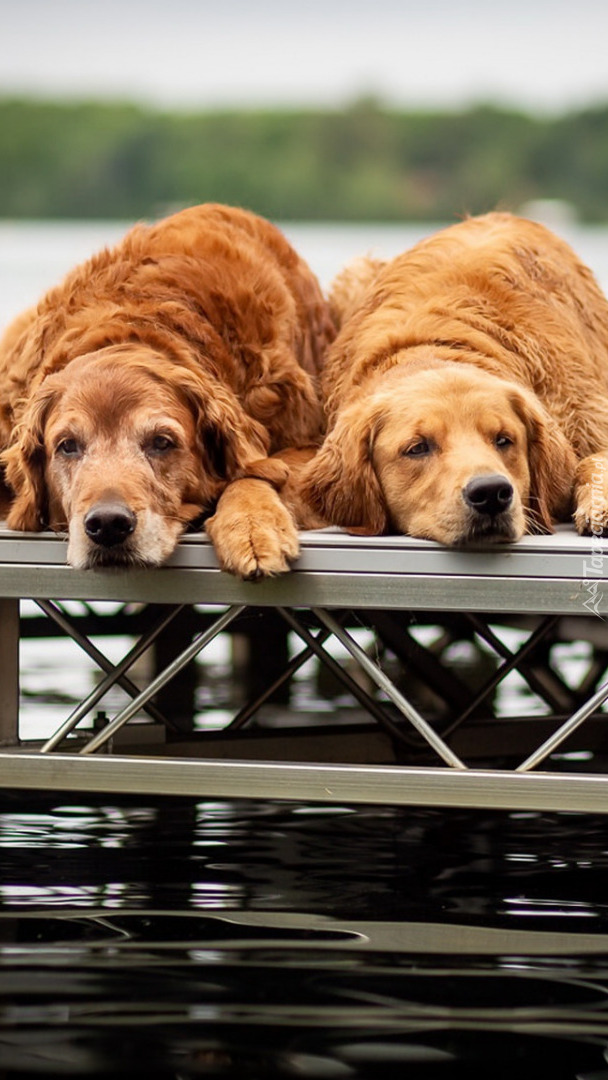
<box><xmin>84</xmin><ymin>502</ymin><xmax>136</xmax><ymax>547</ymax></box>
<box><xmin>463</xmin><ymin>474</ymin><xmax>514</xmax><ymax>517</ymax></box>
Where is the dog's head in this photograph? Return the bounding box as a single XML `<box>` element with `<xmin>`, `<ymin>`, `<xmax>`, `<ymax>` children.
<box><xmin>2</xmin><ymin>345</ymin><xmax>270</xmax><ymax>567</ymax></box>
<box><xmin>301</xmin><ymin>364</ymin><xmax>577</xmax><ymax>544</ymax></box>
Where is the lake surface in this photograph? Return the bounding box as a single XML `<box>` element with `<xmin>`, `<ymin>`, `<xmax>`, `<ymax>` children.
<box><xmin>3</xmin><ymin>218</ymin><xmax>608</xmax><ymax>1078</ymax></box>
<box><xmin>3</xmin><ymin>790</ymin><xmax>608</xmax><ymax>1079</ymax></box>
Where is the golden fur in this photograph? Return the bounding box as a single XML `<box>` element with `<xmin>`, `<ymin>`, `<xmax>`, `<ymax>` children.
<box><xmin>301</xmin><ymin>212</ymin><xmax>608</xmax><ymax>545</ymax></box>
<box><xmin>0</xmin><ymin>203</ymin><xmax>334</xmax><ymax>577</ymax></box>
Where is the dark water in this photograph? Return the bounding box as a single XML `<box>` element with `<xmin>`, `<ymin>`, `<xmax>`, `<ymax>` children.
<box><xmin>1</xmin><ymin>793</ymin><xmax>608</xmax><ymax>1078</ymax></box>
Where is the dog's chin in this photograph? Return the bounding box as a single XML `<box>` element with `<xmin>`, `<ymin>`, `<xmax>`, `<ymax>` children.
<box><xmin>71</xmin><ymin>544</ymin><xmax>163</xmax><ymax>570</ymax></box>
<box><xmin>454</xmin><ymin>512</ymin><xmax>521</xmax><ymax>546</ymax></box>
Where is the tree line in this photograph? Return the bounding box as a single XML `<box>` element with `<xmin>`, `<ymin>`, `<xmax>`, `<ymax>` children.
<box><xmin>1</xmin><ymin>96</ymin><xmax>608</xmax><ymax>221</ymax></box>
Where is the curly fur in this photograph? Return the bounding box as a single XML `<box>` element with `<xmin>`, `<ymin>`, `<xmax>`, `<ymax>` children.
<box><xmin>0</xmin><ymin>203</ymin><xmax>335</xmax><ymax>576</ymax></box>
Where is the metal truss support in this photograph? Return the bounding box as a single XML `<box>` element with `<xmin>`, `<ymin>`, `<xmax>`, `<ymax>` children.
<box><xmin>40</xmin><ymin>602</ymin><xmax>185</xmax><ymax>751</ymax></box>
<box><xmin>79</xmin><ymin>605</ymin><xmax>246</xmax><ymax>754</ymax></box>
<box><xmin>308</xmin><ymin>607</ymin><xmax>466</xmax><ymax>770</ymax></box>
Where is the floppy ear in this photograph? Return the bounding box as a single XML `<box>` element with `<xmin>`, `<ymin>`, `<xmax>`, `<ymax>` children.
<box><xmin>176</xmin><ymin>369</ymin><xmax>271</xmax><ymax>480</ymax></box>
<box><xmin>300</xmin><ymin>401</ymin><xmax>388</xmax><ymax>534</ymax></box>
<box><xmin>510</xmin><ymin>387</ymin><xmax>577</xmax><ymax>532</ymax></box>
<box><xmin>2</xmin><ymin>383</ymin><xmax>57</xmax><ymax>531</ymax></box>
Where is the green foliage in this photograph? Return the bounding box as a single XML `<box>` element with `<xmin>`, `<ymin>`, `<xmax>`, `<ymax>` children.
<box><xmin>0</xmin><ymin>96</ymin><xmax>607</xmax><ymax>221</ymax></box>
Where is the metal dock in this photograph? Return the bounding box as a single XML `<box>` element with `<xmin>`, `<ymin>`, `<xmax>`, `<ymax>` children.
<box><xmin>2</xmin><ymin>525</ymin><xmax>608</xmax><ymax>812</ymax></box>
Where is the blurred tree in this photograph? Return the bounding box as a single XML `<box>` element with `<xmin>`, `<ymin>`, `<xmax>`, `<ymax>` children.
<box><xmin>0</xmin><ymin>97</ymin><xmax>604</xmax><ymax>221</ymax></box>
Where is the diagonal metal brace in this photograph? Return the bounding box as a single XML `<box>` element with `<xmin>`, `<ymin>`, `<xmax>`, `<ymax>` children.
<box><xmin>36</xmin><ymin>600</ymin><xmax>181</xmax><ymax>733</ymax></box>
<box><xmin>461</xmin><ymin>613</ymin><xmax>568</xmax><ymax>719</ymax></box>
<box><xmin>517</xmin><ymin>675</ymin><xmax>608</xmax><ymax>771</ymax></box>
<box><xmin>40</xmin><ymin>603</ymin><xmax>185</xmax><ymax>752</ymax></box>
<box><xmin>225</xmin><ymin>628</ymin><xmax>332</xmax><ymax>732</ymax></box>
<box><xmin>310</xmin><ymin>607</ymin><xmax>467</xmax><ymax>770</ymax></box>
<box><xmin>79</xmin><ymin>605</ymin><xmax>246</xmax><ymax>755</ymax></box>
<box><xmin>277</xmin><ymin>607</ymin><xmax>415</xmax><ymax>747</ymax></box>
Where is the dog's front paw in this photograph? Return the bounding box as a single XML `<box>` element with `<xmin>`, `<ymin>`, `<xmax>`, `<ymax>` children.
<box><xmin>205</xmin><ymin>479</ymin><xmax>300</xmax><ymax>580</ymax></box>
<box><xmin>574</xmin><ymin>456</ymin><xmax>608</xmax><ymax>537</ymax></box>
<box><xmin>574</xmin><ymin>501</ymin><xmax>608</xmax><ymax>537</ymax></box>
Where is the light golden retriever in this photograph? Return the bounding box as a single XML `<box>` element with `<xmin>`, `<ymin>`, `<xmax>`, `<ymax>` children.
<box><xmin>0</xmin><ymin>203</ymin><xmax>334</xmax><ymax>577</ymax></box>
<box><xmin>301</xmin><ymin>212</ymin><xmax>608</xmax><ymax>544</ymax></box>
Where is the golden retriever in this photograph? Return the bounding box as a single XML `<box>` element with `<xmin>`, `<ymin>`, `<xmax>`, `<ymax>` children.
<box><xmin>301</xmin><ymin>212</ymin><xmax>608</xmax><ymax>545</ymax></box>
<box><xmin>0</xmin><ymin>203</ymin><xmax>334</xmax><ymax>577</ymax></box>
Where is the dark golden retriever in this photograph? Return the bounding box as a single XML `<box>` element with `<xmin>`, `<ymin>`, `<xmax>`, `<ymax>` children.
<box><xmin>0</xmin><ymin>203</ymin><xmax>334</xmax><ymax>577</ymax></box>
<box><xmin>301</xmin><ymin>212</ymin><xmax>608</xmax><ymax>544</ymax></box>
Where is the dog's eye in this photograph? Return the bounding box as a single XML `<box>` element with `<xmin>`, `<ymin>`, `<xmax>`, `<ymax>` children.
<box><xmin>149</xmin><ymin>434</ymin><xmax>176</xmax><ymax>453</ymax></box>
<box><xmin>495</xmin><ymin>434</ymin><xmax>514</xmax><ymax>449</ymax></box>
<box><xmin>55</xmin><ymin>438</ymin><xmax>80</xmax><ymax>457</ymax></box>
<box><xmin>403</xmin><ymin>439</ymin><xmax>431</xmax><ymax>457</ymax></box>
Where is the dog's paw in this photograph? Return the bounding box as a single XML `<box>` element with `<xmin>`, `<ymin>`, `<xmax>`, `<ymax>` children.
<box><xmin>574</xmin><ymin>501</ymin><xmax>608</xmax><ymax>537</ymax></box>
<box><xmin>205</xmin><ymin>479</ymin><xmax>300</xmax><ymax>580</ymax></box>
<box><xmin>574</xmin><ymin>456</ymin><xmax>608</xmax><ymax>537</ymax></box>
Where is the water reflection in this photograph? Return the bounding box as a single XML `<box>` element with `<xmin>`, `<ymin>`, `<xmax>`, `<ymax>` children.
<box><xmin>1</xmin><ymin>793</ymin><xmax>608</xmax><ymax>1077</ymax></box>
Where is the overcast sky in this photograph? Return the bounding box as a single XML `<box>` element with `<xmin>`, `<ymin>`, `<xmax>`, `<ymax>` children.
<box><xmin>1</xmin><ymin>0</ymin><xmax>608</xmax><ymax>114</ymax></box>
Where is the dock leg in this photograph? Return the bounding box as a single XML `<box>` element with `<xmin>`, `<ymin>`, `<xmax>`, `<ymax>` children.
<box><xmin>0</xmin><ymin>599</ymin><xmax>19</xmax><ymax>745</ymax></box>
